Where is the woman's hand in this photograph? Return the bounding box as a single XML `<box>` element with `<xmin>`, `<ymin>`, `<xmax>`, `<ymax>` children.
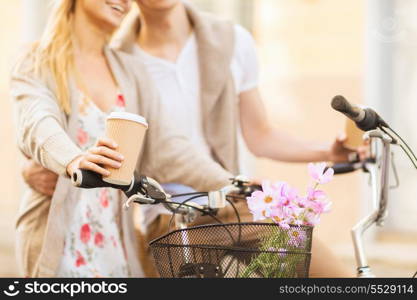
<box><xmin>22</xmin><ymin>159</ymin><xmax>58</xmax><ymax>196</ymax></box>
<box><xmin>66</xmin><ymin>137</ymin><xmax>124</xmax><ymax>177</ymax></box>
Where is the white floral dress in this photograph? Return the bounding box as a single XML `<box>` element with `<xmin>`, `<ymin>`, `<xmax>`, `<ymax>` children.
<box><xmin>56</xmin><ymin>92</ymin><xmax>130</xmax><ymax>277</ymax></box>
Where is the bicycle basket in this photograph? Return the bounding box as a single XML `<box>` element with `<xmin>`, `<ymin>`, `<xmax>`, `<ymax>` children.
<box><xmin>149</xmin><ymin>222</ymin><xmax>313</xmax><ymax>278</ymax></box>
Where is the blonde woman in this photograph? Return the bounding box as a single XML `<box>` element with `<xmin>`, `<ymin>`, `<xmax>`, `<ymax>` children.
<box><xmin>11</xmin><ymin>0</ymin><xmax>231</xmax><ymax>277</ymax></box>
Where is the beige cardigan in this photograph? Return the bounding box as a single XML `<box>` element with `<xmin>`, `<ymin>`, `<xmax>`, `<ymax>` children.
<box><xmin>11</xmin><ymin>46</ymin><xmax>232</xmax><ymax>277</ymax></box>
<box><xmin>112</xmin><ymin>3</ymin><xmax>240</xmax><ymax>175</ymax></box>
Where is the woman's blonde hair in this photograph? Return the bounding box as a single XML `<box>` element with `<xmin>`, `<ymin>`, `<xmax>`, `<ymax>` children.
<box><xmin>33</xmin><ymin>0</ymin><xmax>76</xmax><ymax>114</ymax></box>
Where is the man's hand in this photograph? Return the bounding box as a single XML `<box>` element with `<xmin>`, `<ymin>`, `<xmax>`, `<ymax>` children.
<box><xmin>22</xmin><ymin>159</ymin><xmax>59</xmax><ymax>197</ymax></box>
<box><xmin>328</xmin><ymin>134</ymin><xmax>369</xmax><ymax>163</ymax></box>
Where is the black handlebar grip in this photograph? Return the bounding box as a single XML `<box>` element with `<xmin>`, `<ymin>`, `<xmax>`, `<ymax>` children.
<box><xmin>330</xmin><ymin>163</ymin><xmax>358</xmax><ymax>175</ymax></box>
<box><xmin>72</xmin><ymin>169</ymin><xmax>131</xmax><ymax>190</ymax></box>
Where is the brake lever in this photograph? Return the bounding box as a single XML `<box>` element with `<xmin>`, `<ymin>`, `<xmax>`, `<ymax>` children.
<box><xmin>123</xmin><ymin>176</ymin><xmax>168</xmax><ymax>209</ymax></box>
<box><xmin>124</xmin><ymin>194</ymin><xmax>156</xmax><ymax>209</ymax></box>
<box><xmin>138</xmin><ymin>176</ymin><xmax>167</xmax><ymax>201</ymax></box>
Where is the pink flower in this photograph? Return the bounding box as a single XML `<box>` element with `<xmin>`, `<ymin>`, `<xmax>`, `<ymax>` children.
<box><xmin>77</xmin><ymin>128</ymin><xmax>89</xmax><ymax>146</ymax></box>
<box><xmin>246</xmin><ymin>164</ymin><xmax>334</xmax><ymax>228</ymax></box>
<box><xmin>304</xmin><ymin>212</ymin><xmax>321</xmax><ymax>226</ymax></box>
<box><xmin>80</xmin><ymin>223</ymin><xmax>91</xmax><ymax>244</ymax></box>
<box><xmin>99</xmin><ymin>189</ymin><xmax>109</xmax><ymax>208</ymax></box>
<box><xmin>246</xmin><ymin>181</ymin><xmax>280</xmax><ymax>221</ymax></box>
<box><xmin>75</xmin><ymin>251</ymin><xmax>86</xmax><ymax>267</ymax></box>
<box><xmin>268</xmin><ymin>206</ymin><xmax>290</xmax><ymax>228</ymax></box>
<box><xmin>306</xmin><ymin>187</ymin><xmax>331</xmax><ymax>214</ymax></box>
<box><xmin>308</xmin><ymin>163</ymin><xmax>334</xmax><ymax>184</ymax></box>
<box><xmin>288</xmin><ymin>230</ymin><xmax>307</xmax><ymax>248</ymax></box>
<box><xmin>94</xmin><ymin>232</ymin><xmax>104</xmax><ymax>248</ymax></box>
<box><xmin>306</xmin><ymin>187</ymin><xmax>326</xmax><ymax>201</ymax></box>
<box><xmin>310</xmin><ymin>199</ymin><xmax>332</xmax><ymax>214</ymax></box>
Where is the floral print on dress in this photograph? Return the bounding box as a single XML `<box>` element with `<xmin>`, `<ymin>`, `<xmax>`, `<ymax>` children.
<box><xmin>75</xmin><ymin>251</ymin><xmax>86</xmax><ymax>268</ymax></box>
<box><xmin>80</xmin><ymin>223</ymin><xmax>91</xmax><ymax>244</ymax></box>
<box><xmin>56</xmin><ymin>92</ymin><xmax>130</xmax><ymax>277</ymax></box>
<box><xmin>94</xmin><ymin>232</ymin><xmax>105</xmax><ymax>248</ymax></box>
<box><xmin>116</xmin><ymin>94</ymin><xmax>126</xmax><ymax>108</ymax></box>
<box><xmin>99</xmin><ymin>189</ymin><xmax>109</xmax><ymax>208</ymax></box>
<box><xmin>77</xmin><ymin>128</ymin><xmax>89</xmax><ymax>147</ymax></box>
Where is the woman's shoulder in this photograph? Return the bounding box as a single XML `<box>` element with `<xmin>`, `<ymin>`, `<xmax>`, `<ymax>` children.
<box><xmin>9</xmin><ymin>43</ymin><xmax>57</xmax><ymax>95</ymax></box>
<box><xmin>10</xmin><ymin>43</ymin><xmax>39</xmax><ymax>77</ymax></box>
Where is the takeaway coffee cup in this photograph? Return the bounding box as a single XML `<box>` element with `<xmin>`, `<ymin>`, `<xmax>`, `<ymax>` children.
<box><xmin>103</xmin><ymin>112</ymin><xmax>148</xmax><ymax>185</ymax></box>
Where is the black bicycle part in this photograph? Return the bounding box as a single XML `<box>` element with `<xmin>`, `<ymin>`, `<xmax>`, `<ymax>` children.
<box><xmin>329</xmin><ymin>158</ymin><xmax>376</xmax><ymax>175</ymax></box>
<box><xmin>72</xmin><ymin>169</ymin><xmax>167</xmax><ymax>202</ymax></box>
<box><xmin>178</xmin><ymin>263</ymin><xmax>223</xmax><ymax>278</ymax></box>
<box><xmin>150</xmin><ymin>223</ymin><xmax>313</xmax><ymax>278</ymax></box>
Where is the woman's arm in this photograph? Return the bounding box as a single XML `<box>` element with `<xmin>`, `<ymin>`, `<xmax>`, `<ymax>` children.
<box><xmin>11</xmin><ymin>60</ymin><xmax>82</xmax><ymax>176</ymax></box>
<box><xmin>239</xmin><ymin>88</ymin><xmax>354</xmax><ymax>163</ymax></box>
<box><xmin>11</xmin><ymin>54</ymin><xmax>124</xmax><ymax>178</ymax></box>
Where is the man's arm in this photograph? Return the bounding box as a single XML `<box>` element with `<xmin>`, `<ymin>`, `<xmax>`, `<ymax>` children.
<box><xmin>22</xmin><ymin>159</ymin><xmax>58</xmax><ymax>197</ymax></box>
<box><xmin>239</xmin><ymin>88</ymin><xmax>354</xmax><ymax>163</ymax></box>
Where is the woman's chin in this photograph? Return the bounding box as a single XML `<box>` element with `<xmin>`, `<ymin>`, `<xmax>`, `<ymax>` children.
<box><xmin>99</xmin><ymin>19</ymin><xmax>123</xmax><ymax>34</ymax></box>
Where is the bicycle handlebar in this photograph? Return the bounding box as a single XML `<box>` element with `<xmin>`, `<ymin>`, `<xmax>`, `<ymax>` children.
<box><xmin>71</xmin><ymin>168</ymin><xmax>260</xmax><ymax>216</ymax></box>
<box><xmin>330</xmin><ymin>158</ymin><xmax>376</xmax><ymax>175</ymax></box>
<box><xmin>71</xmin><ymin>168</ymin><xmax>167</xmax><ymax>201</ymax></box>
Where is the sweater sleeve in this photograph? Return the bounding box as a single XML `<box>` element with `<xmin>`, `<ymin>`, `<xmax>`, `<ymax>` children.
<box><xmin>10</xmin><ymin>57</ymin><xmax>82</xmax><ymax>176</ymax></box>
<box><xmin>137</xmin><ymin>69</ymin><xmax>234</xmax><ymax>191</ymax></box>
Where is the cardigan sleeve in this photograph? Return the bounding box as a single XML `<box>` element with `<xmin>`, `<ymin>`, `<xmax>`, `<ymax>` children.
<box><xmin>134</xmin><ymin>64</ymin><xmax>234</xmax><ymax>191</ymax></box>
<box><xmin>10</xmin><ymin>56</ymin><xmax>82</xmax><ymax>176</ymax></box>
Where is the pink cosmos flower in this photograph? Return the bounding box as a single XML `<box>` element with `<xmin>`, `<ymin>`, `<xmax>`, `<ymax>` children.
<box><xmin>310</xmin><ymin>199</ymin><xmax>332</xmax><ymax>214</ymax></box>
<box><xmin>308</xmin><ymin>163</ymin><xmax>334</xmax><ymax>184</ymax></box>
<box><xmin>306</xmin><ymin>187</ymin><xmax>331</xmax><ymax>214</ymax></box>
<box><xmin>268</xmin><ymin>206</ymin><xmax>290</xmax><ymax>228</ymax></box>
<box><xmin>246</xmin><ymin>181</ymin><xmax>280</xmax><ymax>221</ymax></box>
<box><xmin>304</xmin><ymin>212</ymin><xmax>321</xmax><ymax>226</ymax></box>
<box><xmin>288</xmin><ymin>229</ymin><xmax>307</xmax><ymax>248</ymax></box>
<box><xmin>246</xmin><ymin>164</ymin><xmax>334</xmax><ymax>228</ymax></box>
<box><xmin>306</xmin><ymin>187</ymin><xmax>326</xmax><ymax>201</ymax></box>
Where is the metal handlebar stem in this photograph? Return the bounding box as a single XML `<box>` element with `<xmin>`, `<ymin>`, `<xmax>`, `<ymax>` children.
<box><xmin>351</xmin><ymin>129</ymin><xmax>393</xmax><ymax>278</ymax></box>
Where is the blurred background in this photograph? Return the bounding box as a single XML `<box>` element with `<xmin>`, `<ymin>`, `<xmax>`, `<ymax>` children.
<box><xmin>1</xmin><ymin>0</ymin><xmax>416</xmax><ymax>277</ymax></box>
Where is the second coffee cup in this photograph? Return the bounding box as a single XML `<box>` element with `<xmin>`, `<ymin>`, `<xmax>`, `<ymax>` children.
<box><xmin>103</xmin><ymin>112</ymin><xmax>148</xmax><ymax>185</ymax></box>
